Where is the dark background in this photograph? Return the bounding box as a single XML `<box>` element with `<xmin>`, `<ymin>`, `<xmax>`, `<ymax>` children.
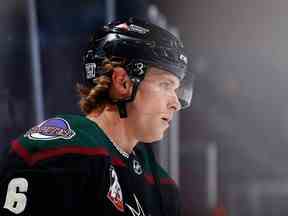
<box><xmin>2</xmin><ymin>0</ymin><xmax>288</xmax><ymax>215</ymax></box>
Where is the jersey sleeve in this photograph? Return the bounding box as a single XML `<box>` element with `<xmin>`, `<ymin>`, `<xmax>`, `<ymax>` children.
<box><xmin>0</xmin><ymin>150</ymin><xmax>109</xmax><ymax>215</ymax></box>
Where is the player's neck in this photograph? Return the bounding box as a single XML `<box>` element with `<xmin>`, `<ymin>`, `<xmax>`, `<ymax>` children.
<box><xmin>86</xmin><ymin>111</ymin><xmax>138</xmax><ymax>154</ymax></box>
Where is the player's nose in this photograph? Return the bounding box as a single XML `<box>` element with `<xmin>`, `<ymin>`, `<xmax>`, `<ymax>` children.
<box><xmin>168</xmin><ymin>93</ymin><xmax>181</xmax><ymax>112</ymax></box>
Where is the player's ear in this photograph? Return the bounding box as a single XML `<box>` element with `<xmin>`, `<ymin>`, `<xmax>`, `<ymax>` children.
<box><xmin>111</xmin><ymin>67</ymin><xmax>133</xmax><ymax>98</ymax></box>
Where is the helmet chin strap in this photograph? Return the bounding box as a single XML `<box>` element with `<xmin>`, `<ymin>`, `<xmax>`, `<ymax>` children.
<box><xmin>116</xmin><ymin>102</ymin><xmax>128</xmax><ymax>118</ymax></box>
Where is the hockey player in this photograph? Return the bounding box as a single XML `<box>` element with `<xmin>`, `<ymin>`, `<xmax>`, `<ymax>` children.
<box><xmin>0</xmin><ymin>17</ymin><xmax>194</xmax><ymax>216</ymax></box>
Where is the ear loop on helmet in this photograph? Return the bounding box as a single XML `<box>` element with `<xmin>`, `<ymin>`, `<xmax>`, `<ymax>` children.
<box><xmin>116</xmin><ymin>78</ymin><xmax>141</xmax><ymax>118</ymax></box>
<box><xmin>116</xmin><ymin>62</ymin><xmax>148</xmax><ymax>118</ymax></box>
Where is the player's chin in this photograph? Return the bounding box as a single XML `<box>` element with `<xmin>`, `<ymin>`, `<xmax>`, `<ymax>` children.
<box><xmin>140</xmin><ymin>130</ymin><xmax>165</xmax><ymax>143</ymax></box>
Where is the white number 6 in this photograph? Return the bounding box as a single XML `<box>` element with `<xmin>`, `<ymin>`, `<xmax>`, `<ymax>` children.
<box><xmin>3</xmin><ymin>178</ymin><xmax>28</xmax><ymax>214</ymax></box>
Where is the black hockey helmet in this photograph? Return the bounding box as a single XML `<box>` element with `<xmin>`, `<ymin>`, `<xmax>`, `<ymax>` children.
<box><xmin>82</xmin><ymin>17</ymin><xmax>194</xmax><ymax>117</ymax></box>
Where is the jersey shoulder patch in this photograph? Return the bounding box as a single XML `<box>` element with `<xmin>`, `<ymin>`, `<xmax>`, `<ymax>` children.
<box><xmin>11</xmin><ymin>115</ymin><xmax>111</xmax><ymax>165</ymax></box>
<box><xmin>24</xmin><ymin>117</ymin><xmax>76</xmax><ymax>141</ymax></box>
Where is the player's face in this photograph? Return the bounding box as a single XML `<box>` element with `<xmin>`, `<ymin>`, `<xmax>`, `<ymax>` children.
<box><xmin>126</xmin><ymin>67</ymin><xmax>181</xmax><ymax>142</ymax></box>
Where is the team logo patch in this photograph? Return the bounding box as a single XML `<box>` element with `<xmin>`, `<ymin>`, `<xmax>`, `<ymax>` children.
<box><xmin>24</xmin><ymin>118</ymin><xmax>76</xmax><ymax>140</ymax></box>
<box><xmin>107</xmin><ymin>165</ymin><xmax>124</xmax><ymax>212</ymax></box>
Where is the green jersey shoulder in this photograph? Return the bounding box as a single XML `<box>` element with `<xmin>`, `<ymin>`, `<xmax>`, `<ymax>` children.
<box><xmin>12</xmin><ymin>114</ymin><xmax>112</xmax><ymax>165</ymax></box>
